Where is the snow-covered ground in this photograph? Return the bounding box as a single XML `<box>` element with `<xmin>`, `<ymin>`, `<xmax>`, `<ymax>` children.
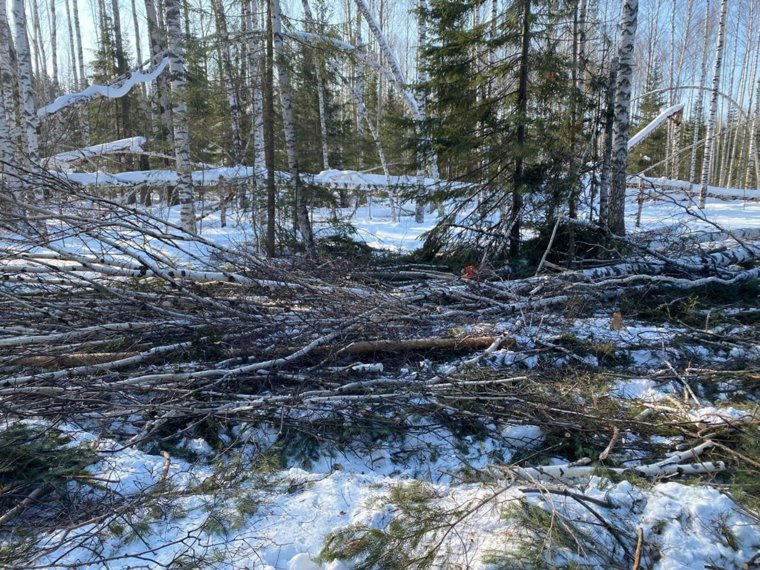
<box><xmin>2</xmin><ymin>188</ymin><xmax>760</xmax><ymax>569</ymax></box>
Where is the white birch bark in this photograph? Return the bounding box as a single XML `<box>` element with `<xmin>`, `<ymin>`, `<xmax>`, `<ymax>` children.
<box><xmin>164</xmin><ymin>0</ymin><xmax>196</xmax><ymax>232</ymax></box>
<box><xmin>0</xmin><ymin>4</ymin><xmax>20</xmax><ymax>155</ymax></box>
<box><xmin>29</xmin><ymin>0</ymin><xmax>47</xmax><ymax>86</ymax></box>
<box><xmin>244</xmin><ymin>0</ymin><xmax>265</xmax><ymax>173</ymax></box>
<box><xmin>699</xmin><ymin>0</ymin><xmax>729</xmax><ymax>208</ymax></box>
<box><xmin>0</xmin><ymin>78</ymin><xmax>16</xmax><ymax>204</ymax></box>
<box><xmin>728</xmin><ymin>11</ymin><xmax>756</xmax><ymax>189</ymax></box>
<box><xmin>48</xmin><ymin>0</ymin><xmax>58</xmax><ymax>88</ymax></box>
<box><xmin>609</xmin><ymin>0</ymin><xmax>638</xmax><ymax>236</ymax></box>
<box><xmin>71</xmin><ymin>0</ymin><xmax>89</xmax><ymax>145</ymax></box>
<box><xmin>689</xmin><ymin>0</ymin><xmax>711</xmax><ymax>184</ymax></box>
<box><xmin>130</xmin><ymin>0</ymin><xmax>145</xmax><ymax>97</ymax></box>
<box><xmin>63</xmin><ymin>0</ymin><xmax>78</xmax><ymax>88</ymax></box>
<box><xmin>353</xmin><ymin>0</ymin><xmax>420</xmax><ymax>121</ymax></box>
<box><xmin>355</xmin><ymin>12</ymin><xmax>366</xmax><ymax>172</ymax></box>
<box><xmin>599</xmin><ymin>56</ymin><xmax>618</xmax><ymax>227</ymax></box>
<box><xmin>300</xmin><ymin>0</ymin><xmax>330</xmax><ymax>170</ymax></box>
<box><xmin>146</xmin><ymin>0</ymin><xmax>173</xmax><ymax>152</ymax></box>
<box><xmin>271</xmin><ymin>0</ymin><xmax>316</xmax><ymax>256</ymax></box>
<box><xmin>719</xmin><ymin>14</ymin><xmax>741</xmax><ymax>190</ymax></box>
<box><xmin>211</xmin><ymin>0</ymin><xmax>243</xmax><ymax>164</ymax></box>
<box><xmin>746</xmin><ymin>79</ymin><xmax>759</xmax><ymax>189</ymax></box>
<box><xmin>13</xmin><ymin>0</ymin><xmax>41</xmax><ymax>167</ymax></box>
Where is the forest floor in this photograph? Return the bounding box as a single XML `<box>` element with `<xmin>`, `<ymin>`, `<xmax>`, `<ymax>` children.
<box><xmin>1</xmin><ymin>189</ymin><xmax>759</xmax><ymax>569</ymax></box>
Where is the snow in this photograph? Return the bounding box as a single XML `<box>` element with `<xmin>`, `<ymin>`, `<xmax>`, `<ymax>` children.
<box><xmin>627</xmin><ymin>103</ymin><xmax>685</xmax><ymax>150</ymax></box>
<box><xmin>37</xmin><ymin>58</ymin><xmax>170</xmax><ymax>118</ymax></box>
<box><xmin>45</xmin><ymin>137</ymin><xmax>147</xmax><ymax>169</ymax></box>
<box><xmin>611</xmin><ymin>378</ymin><xmax>669</xmax><ymax>401</ymax></box>
<box><xmin>24</xmin><ymin>423</ymin><xmax>760</xmax><ymax>570</ymax></box>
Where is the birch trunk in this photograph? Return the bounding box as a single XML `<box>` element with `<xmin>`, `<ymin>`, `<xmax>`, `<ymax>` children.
<box><xmin>300</xmin><ymin>0</ymin><xmax>330</xmax><ymax>170</ymax></box>
<box><xmin>244</xmin><ymin>0</ymin><xmax>265</xmax><ymax>173</ymax></box>
<box><xmin>0</xmin><ymin>4</ymin><xmax>20</xmax><ymax>156</ymax></box>
<box><xmin>689</xmin><ymin>0</ymin><xmax>711</xmax><ymax>184</ymax></box>
<box><xmin>271</xmin><ymin>0</ymin><xmax>316</xmax><ymax>257</ymax></box>
<box><xmin>146</xmin><ymin>0</ymin><xmax>173</xmax><ymax>156</ymax></box>
<box><xmin>30</xmin><ymin>0</ymin><xmax>47</xmax><ymax>87</ymax></box>
<box><xmin>63</xmin><ymin>0</ymin><xmax>78</xmax><ymax>88</ymax></box>
<box><xmin>49</xmin><ymin>0</ymin><xmax>58</xmax><ymax>89</ymax></box>
<box><xmin>746</xmin><ymin>79</ymin><xmax>759</xmax><ymax>189</ymax></box>
<box><xmin>211</xmin><ymin>0</ymin><xmax>243</xmax><ymax>164</ymax></box>
<box><xmin>13</xmin><ymin>0</ymin><xmax>47</xmax><ymax>236</ymax></box>
<box><xmin>130</xmin><ymin>0</ymin><xmax>145</xmax><ymax>97</ymax></box>
<box><xmin>355</xmin><ymin>13</ymin><xmax>366</xmax><ymax>172</ymax></box>
<box><xmin>71</xmin><ymin>0</ymin><xmax>89</xmax><ymax>144</ymax></box>
<box><xmin>608</xmin><ymin>0</ymin><xmax>638</xmax><ymax>237</ymax></box>
<box><xmin>598</xmin><ymin>57</ymin><xmax>618</xmax><ymax>227</ymax></box>
<box><xmin>13</xmin><ymin>0</ymin><xmax>41</xmax><ymax>167</ymax></box>
<box><xmin>264</xmin><ymin>0</ymin><xmax>276</xmax><ymax>256</ymax></box>
<box><xmin>720</xmin><ymin>14</ymin><xmax>741</xmax><ymax>189</ymax></box>
<box><xmin>164</xmin><ymin>0</ymin><xmax>196</xmax><ymax>233</ymax></box>
<box><xmin>699</xmin><ymin>0</ymin><xmax>728</xmax><ymax>208</ymax></box>
<box><xmin>728</xmin><ymin>12</ymin><xmax>756</xmax><ymax>189</ymax></box>
<box><xmin>353</xmin><ymin>0</ymin><xmax>420</xmax><ymax>121</ymax></box>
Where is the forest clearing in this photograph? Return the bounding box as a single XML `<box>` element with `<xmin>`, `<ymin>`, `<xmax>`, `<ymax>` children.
<box><xmin>1</xmin><ymin>0</ymin><xmax>760</xmax><ymax>568</ymax></box>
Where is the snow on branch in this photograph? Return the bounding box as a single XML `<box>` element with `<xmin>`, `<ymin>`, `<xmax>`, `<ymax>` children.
<box><xmin>627</xmin><ymin>103</ymin><xmax>685</xmax><ymax>151</ymax></box>
<box><xmin>45</xmin><ymin>137</ymin><xmax>148</xmax><ymax>168</ymax></box>
<box><xmin>37</xmin><ymin>58</ymin><xmax>170</xmax><ymax>118</ymax></box>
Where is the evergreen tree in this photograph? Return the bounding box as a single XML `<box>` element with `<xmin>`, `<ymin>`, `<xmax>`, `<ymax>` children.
<box><xmin>419</xmin><ymin>0</ymin><xmax>595</xmax><ymax>259</ymax></box>
<box><xmin>630</xmin><ymin>63</ymin><xmax>666</xmax><ymax>176</ymax></box>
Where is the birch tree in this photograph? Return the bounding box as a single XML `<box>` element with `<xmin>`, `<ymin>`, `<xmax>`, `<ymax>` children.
<box><xmin>146</xmin><ymin>0</ymin><xmax>173</xmax><ymax>155</ymax></box>
<box><xmin>211</xmin><ymin>0</ymin><xmax>243</xmax><ymax>164</ymax></box>
<box><xmin>271</xmin><ymin>0</ymin><xmax>316</xmax><ymax>257</ymax></box>
<box><xmin>699</xmin><ymin>0</ymin><xmax>728</xmax><ymax>208</ymax></box>
<box><xmin>609</xmin><ymin>0</ymin><xmax>638</xmax><ymax>236</ymax></box>
<box><xmin>13</xmin><ymin>0</ymin><xmax>41</xmax><ymax>168</ymax></box>
<box><xmin>64</xmin><ymin>0</ymin><xmax>78</xmax><ymax>88</ymax></box>
<box><xmin>244</xmin><ymin>0</ymin><xmax>265</xmax><ymax>173</ymax></box>
<box><xmin>599</xmin><ymin>56</ymin><xmax>618</xmax><ymax>227</ymax></box>
<box><xmin>49</xmin><ymin>0</ymin><xmax>59</xmax><ymax>88</ymax></box>
<box><xmin>0</xmin><ymin>1</ymin><xmax>20</xmax><ymax>160</ymax></box>
<box><xmin>72</xmin><ymin>0</ymin><xmax>89</xmax><ymax>144</ymax></box>
<box><xmin>689</xmin><ymin>0</ymin><xmax>711</xmax><ymax>185</ymax></box>
<box><xmin>164</xmin><ymin>0</ymin><xmax>196</xmax><ymax>233</ymax></box>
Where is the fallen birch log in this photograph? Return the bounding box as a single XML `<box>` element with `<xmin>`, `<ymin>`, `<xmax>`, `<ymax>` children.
<box><xmin>326</xmin><ymin>336</ymin><xmax>516</xmax><ymax>357</ymax></box>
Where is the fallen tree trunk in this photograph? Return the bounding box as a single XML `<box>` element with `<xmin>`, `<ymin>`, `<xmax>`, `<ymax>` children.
<box><xmin>325</xmin><ymin>336</ymin><xmax>516</xmax><ymax>357</ymax></box>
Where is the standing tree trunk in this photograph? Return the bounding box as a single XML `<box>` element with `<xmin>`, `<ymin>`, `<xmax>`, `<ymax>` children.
<box><xmin>745</xmin><ymin>79</ymin><xmax>760</xmax><ymax>190</ymax></box>
<box><xmin>164</xmin><ymin>0</ymin><xmax>196</xmax><ymax>233</ymax></box>
<box><xmin>244</xmin><ymin>0</ymin><xmax>265</xmax><ymax>173</ymax></box>
<box><xmin>699</xmin><ymin>0</ymin><xmax>729</xmax><ymax>208</ymax></box>
<box><xmin>510</xmin><ymin>0</ymin><xmax>531</xmax><ymax>257</ymax></box>
<box><xmin>608</xmin><ymin>0</ymin><xmax>638</xmax><ymax>237</ymax></box>
<box><xmin>599</xmin><ymin>56</ymin><xmax>618</xmax><ymax>227</ymax></box>
<box><xmin>71</xmin><ymin>0</ymin><xmax>89</xmax><ymax>145</ymax></box>
<box><xmin>130</xmin><ymin>0</ymin><xmax>145</xmax><ymax>97</ymax></box>
<box><xmin>264</xmin><ymin>0</ymin><xmax>276</xmax><ymax>257</ymax></box>
<box><xmin>13</xmin><ymin>0</ymin><xmax>40</xmax><ymax>168</ymax></box>
<box><xmin>689</xmin><ymin>0</ymin><xmax>711</xmax><ymax>185</ymax></box>
<box><xmin>146</xmin><ymin>0</ymin><xmax>173</xmax><ymax>164</ymax></box>
<box><xmin>64</xmin><ymin>0</ymin><xmax>78</xmax><ymax>89</ymax></box>
<box><xmin>271</xmin><ymin>0</ymin><xmax>316</xmax><ymax>257</ymax></box>
<box><xmin>300</xmin><ymin>0</ymin><xmax>331</xmax><ymax>171</ymax></box>
<box><xmin>49</xmin><ymin>0</ymin><xmax>59</xmax><ymax>89</ymax></box>
<box><xmin>415</xmin><ymin>0</ymin><xmax>428</xmax><ymax>224</ymax></box>
<box><xmin>211</xmin><ymin>0</ymin><xmax>243</xmax><ymax>164</ymax></box>
<box><xmin>13</xmin><ymin>0</ymin><xmax>47</xmax><ymax>237</ymax></box>
<box><xmin>29</xmin><ymin>0</ymin><xmax>47</xmax><ymax>89</ymax></box>
<box><xmin>0</xmin><ymin>5</ymin><xmax>20</xmax><ymax>157</ymax></box>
